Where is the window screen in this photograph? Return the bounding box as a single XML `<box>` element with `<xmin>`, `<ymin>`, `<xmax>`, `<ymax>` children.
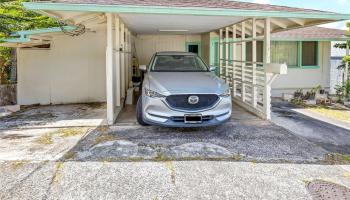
<box><xmin>302</xmin><ymin>41</ymin><xmax>318</xmax><ymax>66</ymax></box>
<box><xmin>271</xmin><ymin>41</ymin><xmax>298</xmax><ymax>66</ymax></box>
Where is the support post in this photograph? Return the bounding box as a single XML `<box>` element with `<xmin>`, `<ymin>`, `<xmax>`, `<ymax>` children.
<box><xmin>225</xmin><ymin>27</ymin><xmax>229</xmax><ymax>83</ymax></box>
<box><xmin>127</xmin><ymin>30</ymin><xmax>132</xmax><ymax>88</ymax></box>
<box><xmin>241</xmin><ymin>22</ymin><xmax>246</xmax><ymax>102</ymax></box>
<box><xmin>120</xmin><ymin>23</ymin><xmax>125</xmax><ymax>99</ymax></box>
<box><xmin>252</xmin><ymin>18</ymin><xmax>258</xmax><ymax>108</ymax></box>
<box><xmin>263</xmin><ymin>18</ymin><xmax>272</xmax><ymax>120</ymax></box>
<box><xmin>124</xmin><ymin>28</ymin><xmax>129</xmax><ymax>90</ymax></box>
<box><xmin>345</xmin><ymin>42</ymin><xmax>349</xmax><ymax>83</ymax></box>
<box><xmin>114</xmin><ymin>15</ymin><xmax>121</xmax><ymax>107</ymax></box>
<box><xmin>106</xmin><ymin>13</ymin><xmax>116</xmax><ymax>124</ymax></box>
<box><xmin>219</xmin><ymin>29</ymin><xmax>223</xmax><ymax>79</ymax></box>
<box><xmin>232</xmin><ymin>25</ymin><xmax>237</xmax><ymax>97</ymax></box>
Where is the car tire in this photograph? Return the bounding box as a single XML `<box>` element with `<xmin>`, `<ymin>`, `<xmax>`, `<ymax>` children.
<box><xmin>136</xmin><ymin>96</ymin><xmax>149</xmax><ymax>126</ymax></box>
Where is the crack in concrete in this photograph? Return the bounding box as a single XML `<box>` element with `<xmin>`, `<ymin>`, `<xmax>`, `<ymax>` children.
<box><xmin>41</xmin><ymin>162</ymin><xmax>64</xmax><ymax>200</ymax></box>
<box><xmin>165</xmin><ymin>161</ymin><xmax>176</xmax><ymax>185</ymax></box>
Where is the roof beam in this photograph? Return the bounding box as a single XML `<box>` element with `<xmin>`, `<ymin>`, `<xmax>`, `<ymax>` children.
<box><xmin>69</xmin><ymin>13</ymin><xmax>105</xmax><ymax>24</ymax></box>
<box><xmin>270</xmin><ymin>18</ymin><xmax>288</xmax><ymax>29</ymax></box>
<box><xmin>288</xmin><ymin>18</ymin><xmax>306</xmax><ymax>26</ymax></box>
<box><xmin>246</xmin><ymin>20</ymin><xmax>264</xmax><ymax>34</ymax></box>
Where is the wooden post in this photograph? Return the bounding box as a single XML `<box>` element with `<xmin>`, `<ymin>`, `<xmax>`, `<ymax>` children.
<box><xmin>120</xmin><ymin>23</ymin><xmax>125</xmax><ymax>99</ymax></box>
<box><xmin>128</xmin><ymin>30</ymin><xmax>132</xmax><ymax>88</ymax></box>
<box><xmin>263</xmin><ymin>18</ymin><xmax>272</xmax><ymax>120</ymax></box>
<box><xmin>252</xmin><ymin>18</ymin><xmax>258</xmax><ymax>108</ymax></box>
<box><xmin>241</xmin><ymin>21</ymin><xmax>246</xmax><ymax>102</ymax></box>
<box><xmin>114</xmin><ymin>15</ymin><xmax>121</xmax><ymax>107</ymax></box>
<box><xmin>225</xmin><ymin>27</ymin><xmax>229</xmax><ymax>83</ymax></box>
<box><xmin>346</xmin><ymin>43</ymin><xmax>349</xmax><ymax>83</ymax></box>
<box><xmin>106</xmin><ymin>13</ymin><xmax>116</xmax><ymax>124</ymax></box>
<box><xmin>219</xmin><ymin>29</ymin><xmax>223</xmax><ymax>79</ymax></box>
<box><xmin>232</xmin><ymin>25</ymin><xmax>237</xmax><ymax>97</ymax></box>
<box><xmin>124</xmin><ymin>27</ymin><xmax>129</xmax><ymax>90</ymax></box>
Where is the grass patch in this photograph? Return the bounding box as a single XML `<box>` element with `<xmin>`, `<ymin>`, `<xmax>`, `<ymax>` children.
<box><xmin>11</xmin><ymin>160</ymin><xmax>29</xmax><ymax>169</ymax></box>
<box><xmin>63</xmin><ymin>151</ymin><xmax>77</xmax><ymax>160</ymax></box>
<box><xmin>96</xmin><ymin>126</ymin><xmax>110</xmax><ymax>133</ymax></box>
<box><xmin>165</xmin><ymin>161</ymin><xmax>176</xmax><ymax>184</ymax></box>
<box><xmin>307</xmin><ymin>107</ymin><xmax>350</xmax><ymax>123</ymax></box>
<box><xmin>93</xmin><ymin>134</ymin><xmax>117</xmax><ymax>145</ymax></box>
<box><xmin>325</xmin><ymin>153</ymin><xmax>350</xmax><ymax>165</ymax></box>
<box><xmin>36</xmin><ymin>134</ymin><xmax>53</xmax><ymax>145</ymax></box>
<box><xmin>154</xmin><ymin>153</ymin><xmax>171</xmax><ymax>162</ymax></box>
<box><xmin>128</xmin><ymin>157</ymin><xmax>144</xmax><ymax>162</ymax></box>
<box><xmin>153</xmin><ymin>153</ymin><xmax>244</xmax><ymax>162</ymax></box>
<box><xmin>53</xmin><ymin>162</ymin><xmax>64</xmax><ymax>183</ymax></box>
<box><xmin>56</xmin><ymin>127</ymin><xmax>89</xmax><ymax>138</ymax></box>
<box><xmin>36</xmin><ymin>127</ymin><xmax>89</xmax><ymax>145</ymax></box>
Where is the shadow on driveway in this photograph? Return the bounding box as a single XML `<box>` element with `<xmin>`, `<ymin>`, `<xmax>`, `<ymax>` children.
<box><xmin>272</xmin><ymin>100</ymin><xmax>350</xmax><ymax>155</ymax></box>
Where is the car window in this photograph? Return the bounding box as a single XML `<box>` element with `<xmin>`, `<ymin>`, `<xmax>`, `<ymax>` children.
<box><xmin>151</xmin><ymin>55</ymin><xmax>209</xmax><ymax>72</ymax></box>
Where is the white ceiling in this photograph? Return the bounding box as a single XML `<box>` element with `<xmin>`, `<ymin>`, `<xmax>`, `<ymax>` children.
<box><xmin>35</xmin><ymin>10</ymin><xmax>338</xmax><ymax>35</ymax></box>
<box><xmin>119</xmin><ymin>13</ymin><xmax>245</xmax><ymax>34</ymax></box>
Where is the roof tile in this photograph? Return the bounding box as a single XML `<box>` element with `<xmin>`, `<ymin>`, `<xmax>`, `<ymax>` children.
<box><xmin>272</xmin><ymin>26</ymin><xmax>348</xmax><ymax>39</ymax></box>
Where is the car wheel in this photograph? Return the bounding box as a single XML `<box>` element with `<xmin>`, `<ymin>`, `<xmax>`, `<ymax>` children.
<box><xmin>136</xmin><ymin>96</ymin><xmax>149</xmax><ymax>126</ymax></box>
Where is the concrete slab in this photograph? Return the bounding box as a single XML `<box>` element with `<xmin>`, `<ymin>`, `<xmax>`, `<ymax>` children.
<box><xmin>0</xmin><ymin>103</ymin><xmax>106</xmax><ymax>161</ymax></box>
<box><xmin>0</xmin><ymin>161</ymin><xmax>350</xmax><ymax>200</ymax></box>
<box><xmin>0</xmin><ymin>102</ymin><xmax>350</xmax><ymax>199</ymax></box>
<box><xmin>65</xmin><ymin>103</ymin><xmax>330</xmax><ymax>163</ymax></box>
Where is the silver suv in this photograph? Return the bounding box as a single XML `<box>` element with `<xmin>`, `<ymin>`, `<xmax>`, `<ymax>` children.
<box><xmin>137</xmin><ymin>52</ymin><xmax>232</xmax><ymax>127</ymax></box>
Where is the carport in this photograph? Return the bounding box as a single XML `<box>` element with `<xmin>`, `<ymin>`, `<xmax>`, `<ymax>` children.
<box><xmin>6</xmin><ymin>1</ymin><xmax>350</xmax><ymax>124</ymax></box>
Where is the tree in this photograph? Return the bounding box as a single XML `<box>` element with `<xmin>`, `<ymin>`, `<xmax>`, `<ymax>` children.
<box><xmin>334</xmin><ymin>22</ymin><xmax>350</xmax><ymax>101</ymax></box>
<box><xmin>0</xmin><ymin>0</ymin><xmax>59</xmax><ymax>84</ymax></box>
<box><xmin>334</xmin><ymin>22</ymin><xmax>350</xmax><ymax>70</ymax></box>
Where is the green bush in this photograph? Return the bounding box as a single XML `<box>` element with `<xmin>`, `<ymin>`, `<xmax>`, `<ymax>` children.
<box><xmin>335</xmin><ymin>80</ymin><xmax>350</xmax><ymax>102</ymax></box>
<box><xmin>0</xmin><ymin>0</ymin><xmax>59</xmax><ymax>84</ymax></box>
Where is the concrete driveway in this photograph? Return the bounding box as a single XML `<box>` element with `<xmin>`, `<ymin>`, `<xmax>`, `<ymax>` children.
<box><xmin>60</xmin><ymin>103</ymin><xmax>349</xmax><ymax>164</ymax></box>
<box><xmin>0</xmin><ymin>102</ymin><xmax>350</xmax><ymax>199</ymax></box>
<box><xmin>0</xmin><ymin>103</ymin><xmax>106</xmax><ymax>161</ymax></box>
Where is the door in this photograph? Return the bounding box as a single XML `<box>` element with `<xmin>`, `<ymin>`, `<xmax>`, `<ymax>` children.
<box><xmin>186</xmin><ymin>42</ymin><xmax>201</xmax><ymax>57</ymax></box>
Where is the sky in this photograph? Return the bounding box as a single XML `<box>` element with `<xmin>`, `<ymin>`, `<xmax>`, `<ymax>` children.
<box><xmin>239</xmin><ymin>0</ymin><xmax>350</xmax><ymax>30</ymax></box>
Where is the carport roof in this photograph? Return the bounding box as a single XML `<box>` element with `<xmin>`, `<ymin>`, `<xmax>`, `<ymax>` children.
<box><xmin>23</xmin><ymin>0</ymin><xmax>350</xmax><ymax>20</ymax></box>
<box><xmin>41</xmin><ymin>0</ymin><xmax>331</xmax><ymax>13</ymax></box>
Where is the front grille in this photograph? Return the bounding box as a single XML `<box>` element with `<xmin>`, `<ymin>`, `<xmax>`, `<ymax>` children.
<box><xmin>171</xmin><ymin>116</ymin><xmax>214</xmax><ymax>122</ymax></box>
<box><xmin>165</xmin><ymin>94</ymin><xmax>219</xmax><ymax>111</ymax></box>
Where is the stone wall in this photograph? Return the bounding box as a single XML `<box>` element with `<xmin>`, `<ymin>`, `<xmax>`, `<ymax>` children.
<box><xmin>0</xmin><ymin>84</ymin><xmax>16</xmax><ymax>106</ymax></box>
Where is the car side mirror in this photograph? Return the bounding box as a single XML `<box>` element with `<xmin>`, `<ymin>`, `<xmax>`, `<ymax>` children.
<box><xmin>209</xmin><ymin>66</ymin><xmax>216</xmax><ymax>72</ymax></box>
<box><xmin>139</xmin><ymin>65</ymin><xmax>147</xmax><ymax>71</ymax></box>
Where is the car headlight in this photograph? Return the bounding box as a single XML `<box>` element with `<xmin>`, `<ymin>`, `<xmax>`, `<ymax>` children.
<box><xmin>145</xmin><ymin>88</ymin><xmax>166</xmax><ymax>98</ymax></box>
<box><xmin>219</xmin><ymin>89</ymin><xmax>231</xmax><ymax>97</ymax></box>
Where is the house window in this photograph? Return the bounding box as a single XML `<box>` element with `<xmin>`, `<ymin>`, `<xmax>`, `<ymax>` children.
<box><xmin>271</xmin><ymin>41</ymin><xmax>298</xmax><ymax>67</ymax></box>
<box><xmin>301</xmin><ymin>41</ymin><xmax>318</xmax><ymax>66</ymax></box>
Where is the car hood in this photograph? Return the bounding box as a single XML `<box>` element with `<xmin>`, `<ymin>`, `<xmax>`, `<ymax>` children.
<box><xmin>147</xmin><ymin>72</ymin><xmax>228</xmax><ymax>94</ymax></box>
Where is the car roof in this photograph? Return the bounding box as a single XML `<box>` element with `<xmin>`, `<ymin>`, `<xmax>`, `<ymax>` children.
<box><xmin>155</xmin><ymin>51</ymin><xmax>197</xmax><ymax>56</ymax></box>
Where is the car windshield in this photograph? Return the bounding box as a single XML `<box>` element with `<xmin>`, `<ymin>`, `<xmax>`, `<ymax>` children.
<box><xmin>151</xmin><ymin>55</ymin><xmax>209</xmax><ymax>72</ymax></box>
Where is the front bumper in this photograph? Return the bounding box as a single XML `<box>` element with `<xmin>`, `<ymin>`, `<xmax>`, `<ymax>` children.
<box><xmin>142</xmin><ymin>95</ymin><xmax>232</xmax><ymax>127</ymax></box>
